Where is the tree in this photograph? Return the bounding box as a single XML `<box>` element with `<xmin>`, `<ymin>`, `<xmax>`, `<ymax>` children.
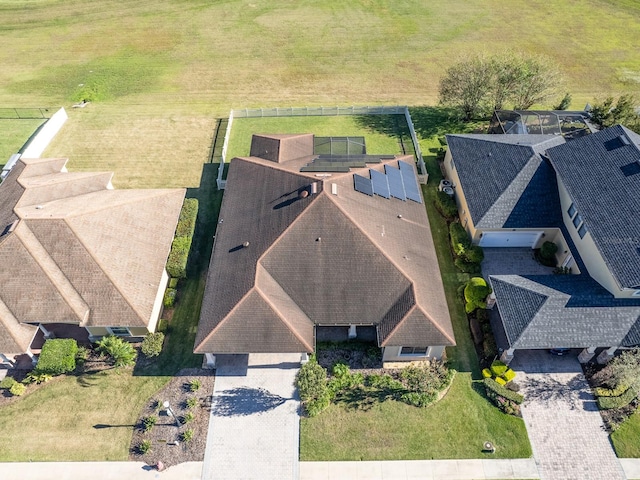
<box><xmin>554</xmin><ymin>93</ymin><xmax>572</xmax><ymax>110</ymax></box>
<box><xmin>464</xmin><ymin>277</ymin><xmax>492</xmax><ymax>313</ymax></box>
<box><xmin>96</xmin><ymin>335</ymin><xmax>137</xmax><ymax>367</ymax></box>
<box><xmin>593</xmin><ymin>349</ymin><xmax>640</xmax><ymax>390</ymax></box>
<box><xmin>590</xmin><ymin>94</ymin><xmax>639</xmax><ymax>129</ymax></box>
<box><xmin>509</xmin><ymin>54</ymin><xmax>562</xmax><ymax>109</ymax></box>
<box><xmin>439</xmin><ymin>55</ymin><xmax>493</xmax><ymax>121</ymax></box>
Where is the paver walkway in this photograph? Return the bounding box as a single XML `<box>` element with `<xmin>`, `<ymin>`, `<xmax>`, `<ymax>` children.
<box><xmin>201</xmin><ymin>353</ymin><xmax>301</xmax><ymax>480</ymax></box>
<box><xmin>511</xmin><ymin>350</ymin><xmax>626</xmax><ymax>480</ymax></box>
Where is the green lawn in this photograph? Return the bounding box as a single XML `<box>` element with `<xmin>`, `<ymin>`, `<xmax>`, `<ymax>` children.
<box><xmin>300</xmin><ymin>108</ymin><xmax>532</xmax><ymax>460</ymax></box>
<box><xmin>611</xmin><ymin>410</ymin><xmax>640</xmax><ymax>457</ymax></box>
<box><xmin>227</xmin><ymin>115</ymin><xmax>406</xmax><ymax>161</ymax></box>
<box><xmin>0</xmin><ymin>118</ymin><xmax>46</xmax><ymax>165</ymax></box>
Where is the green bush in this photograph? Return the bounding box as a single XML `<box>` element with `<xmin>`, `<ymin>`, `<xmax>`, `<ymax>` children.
<box><xmin>96</xmin><ymin>336</ymin><xmax>137</xmax><ymax>367</ymax></box>
<box><xmin>454</xmin><ymin>257</ymin><xmax>481</xmax><ymax>274</ymax></box>
<box><xmin>595</xmin><ymin>384</ymin><xmax>629</xmax><ymax>397</ymax></box>
<box><xmin>168</xmin><ymin>277</ymin><xmax>179</xmax><ymax>288</ymax></box>
<box><xmin>186</xmin><ymin>397</ymin><xmax>198</xmax><ymax>409</ymax></box>
<box><xmin>482</xmin><ymin>335</ymin><xmax>498</xmax><ymax>359</ymax></box>
<box><xmin>0</xmin><ymin>376</ymin><xmax>17</xmax><ymax>389</ymax></box>
<box><xmin>464</xmin><ymin>277</ymin><xmax>492</xmax><ymax>313</ymax></box>
<box><xmin>35</xmin><ymin>339</ymin><xmax>78</xmax><ymax>375</ymax></box>
<box><xmin>175</xmin><ymin>198</ymin><xmax>199</xmax><ymax>238</ymax></box>
<box><xmin>462</xmin><ymin>245</ymin><xmax>484</xmax><ymax>264</ymax></box>
<box><xmin>9</xmin><ymin>382</ymin><xmax>26</xmax><ymax>396</ymax></box>
<box><xmin>296</xmin><ymin>360</ymin><xmax>331</xmax><ymax>417</ymax></box>
<box><xmin>495</xmin><ymin>377</ymin><xmax>507</xmax><ymax>386</ymax></box>
<box><xmin>138</xmin><ymin>439</ymin><xmax>152</xmax><ymax>454</ymax></box>
<box><xmin>23</xmin><ymin>372</ymin><xmax>52</xmax><ymax>385</ymax></box>
<box><xmin>502</xmin><ymin>368</ymin><xmax>516</xmax><ymax>383</ymax></box>
<box><xmin>482</xmin><ymin>368</ymin><xmax>492</xmax><ymax>379</ymax></box>
<box><xmin>484</xmin><ymin>377</ymin><xmax>524</xmax><ymax>404</ymax></box>
<box><xmin>181</xmin><ymin>429</ymin><xmax>195</xmax><ymax>443</ymax></box>
<box><xmin>182</xmin><ymin>411</ymin><xmax>195</xmax><ymax>424</ymax></box>
<box><xmin>142</xmin><ymin>415</ymin><xmax>157</xmax><ymax>432</ymax></box>
<box><xmin>490</xmin><ymin>360</ymin><xmax>508</xmax><ymax>377</ymax></box>
<box><xmin>540</xmin><ymin>241</ymin><xmax>558</xmax><ymax>260</ymax></box>
<box><xmin>434</xmin><ymin>190</ymin><xmax>458</xmax><ymax>219</ymax></box>
<box><xmin>163</xmin><ymin>288</ymin><xmax>177</xmax><ymax>308</ymax></box>
<box><xmin>166</xmin><ymin>236</ymin><xmax>192</xmax><ymax>279</ymax></box>
<box><xmin>476</xmin><ymin>309</ymin><xmax>489</xmax><ymax>323</ymax></box>
<box><xmin>141</xmin><ymin>332</ymin><xmax>164</xmax><ymax>357</ymax></box>
<box><xmin>189</xmin><ymin>378</ymin><xmax>202</xmax><ymax>392</ymax></box>
<box><xmin>449</xmin><ymin>222</ymin><xmax>471</xmax><ymax>256</ymax></box>
<box><xmin>597</xmin><ymin>386</ymin><xmax>638</xmax><ymax>410</ymax></box>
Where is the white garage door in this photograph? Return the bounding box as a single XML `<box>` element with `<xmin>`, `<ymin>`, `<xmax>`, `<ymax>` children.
<box><xmin>479</xmin><ymin>231</ymin><xmax>543</xmax><ymax>248</ymax></box>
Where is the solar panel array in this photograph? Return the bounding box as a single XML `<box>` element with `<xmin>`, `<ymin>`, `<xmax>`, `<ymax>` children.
<box><xmin>353</xmin><ymin>161</ymin><xmax>422</xmax><ymax>204</ymax></box>
<box><xmin>301</xmin><ymin>154</ymin><xmax>395</xmax><ymax>173</ymax></box>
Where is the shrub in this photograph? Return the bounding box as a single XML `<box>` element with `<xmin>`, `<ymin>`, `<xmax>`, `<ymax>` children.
<box><xmin>9</xmin><ymin>382</ymin><xmax>26</xmax><ymax>396</ymax></box>
<box><xmin>365</xmin><ymin>374</ymin><xmax>404</xmax><ymax>391</ymax></box>
<box><xmin>168</xmin><ymin>277</ymin><xmax>179</xmax><ymax>288</ymax></box>
<box><xmin>495</xmin><ymin>376</ymin><xmax>507</xmax><ymax>386</ymax></box>
<box><xmin>594</xmin><ymin>384</ymin><xmax>629</xmax><ymax>397</ymax></box>
<box><xmin>181</xmin><ymin>429</ymin><xmax>194</xmax><ymax>443</ymax></box>
<box><xmin>540</xmin><ymin>241</ymin><xmax>558</xmax><ymax>260</ymax></box>
<box><xmin>141</xmin><ymin>332</ymin><xmax>164</xmax><ymax>357</ymax></box>
<box><xmin>502</xmin><ymin>368</ymin><xmax>516</xmax><ymax>383</ymax></box>
<box><xmin>450</xmin><ymin>222</ymin><xmax>471</xmax><ymax>256</ymax></box>
<box><xmin>138</xmin><ymin>439</ymin><xmax>152</xmax><ymax>455</ymax></box>
<box><xmin>506</xmin><ymin>381</ymin><xmax>521</xmax><ymax>392</ymax></box>
<box><xmin>23</xmin><ymin>372</ymin><xmax>52</xmax><ymax>385</ymax></box>
<box><xmin>75</xmin><ymin>346</ymin><xmax>89</xmax><ymax>367</ymax></box>
<box><xmin>454</xmin><ymin>257</ymin><xmax>481</xmax><ymax>274</ymax></box>
<box><xmin>163</xmin><ymin>288</ymin><xmax>177</xmax><ymax>308</ymax></box>
<box><xmin>182</xmin><ymin>411</ymin><xmax>195</xmax><ymax>424</ymax></box>
<box><xmin>464</xmin><ymin>277</ymin><xmax>492</xmax><ymax>313</ymax></box>
<box><xmin>555</xmin><ymin>92</ymin><xmax>572</xmax><ymax>111</ymax></box>
<box><xmin>328</xmin><ymin>363</ymin><xmax>364</xmax><ymax>394</ymax></box>
<box><xmin>35</xmin><ymin>339</ymin><xmax>78</xmax><ymax>375</ymax></box>
<box><xmin>484</xmin><ymin>378</ymin><xmax>524</xmax><ymax>404</ymax></box>
<box><xmin>186</xmin><ymin>397</ymin><xmax>199</xmax><ymax>409</ymax></box>
<box><xmin>175</xmin><ymin>198</ymin><xmax>199</xmax><ymax>238</ymax></box>
<box><xmin>189</xmin><ymin>378</ymin><xmax>202</xmax><ymax>392</ymax></box>
<box><xmin>482</xmin><ymin>335</ymin><xmax>498</xmax><ymax>359</ymax></box>
<box><xmin>490</xmin><ymin>360</ymin><xmax>508</xmax><ymax>377</ymax></box>
<box><xmin>296</xmin><ymin>360</ymin><xmax>330</xmax><ymax>417</ymax></box>
<box><xmin>166</xmin><ymin>236</ymin><xmax>192</xmax><ymax>279</ymax></box>
<box><xmin>96</xmin><ymin>336</ymin><xmax>137</xmax><ymax>367</ymax></box>
<box><xmin>0</xmin><ymin>376</ymin><xmax>17</xmax><ymax>389</ymax></box>
<box><xmin>597</xmin><ymin>386</ymin><xmax>638</xmax><ymax>410</ymax></box>
<box><xmin>462</xmin><ymin>245</ymin><xmax>484</xmax><ymax>264</ymax></box>
<box><xmin>142</xmin><ymin>415</ymin><xmax>157</xmax><ymax>432</ymax></box>
<box><xmin>482</xmin><ymin>368</ymin><xmax>492</xmax><ymax>379</ymax></box>
<box><xmin>476</xmin><ymin>309</ymin><xmax>489</xmax><ymax>323</ymax></box>
<box><xmin>434</xmin><ymin>191</ymin><xmax>458</xmax><ymax>219</ymax></box>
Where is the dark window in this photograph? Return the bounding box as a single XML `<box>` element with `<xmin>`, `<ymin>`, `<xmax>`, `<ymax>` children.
<box><xmin>108</xmin><ymin>327</ymin><xmax>130</xmax><ymax>336</ymax></box>
<box><xmin>578</xmin><ymin>223</ymin><xmax>587</xmax><ymax>239</ymax></box>
<box><xmin>400</xmin><ymin>347</ymin><xmax>428</xmax><ymax>356</ymax></box>
<box><xmin>567</xmin><ymin>203</ymin><xmax>576</xmax><ymax>219</ymax></box>
<box><xmin>620</xmin><ymin>162</ymin><xmax>640</xmax><ymax>177</ymax></box>
<box><xmin>573</xmin><ymin>213</ymin><xmax>582</xmax><ymax>228</ymax></box>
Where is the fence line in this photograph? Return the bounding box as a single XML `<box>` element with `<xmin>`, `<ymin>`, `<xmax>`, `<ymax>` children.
<box><xmin>218</xmin><ymin>105</ymin><xmax>425</xmax><ymax>188</ymax></box>
<box><xmin>0</xmin><ymin>107</ymin><xmax>53</xmax><ymax>119</ymax></box>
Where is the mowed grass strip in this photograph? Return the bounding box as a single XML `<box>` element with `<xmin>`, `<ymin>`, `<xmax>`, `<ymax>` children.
<box><xmin>0</xmin><ymin>118</ymin><xmax>46</xmax><ymax>165</ymax></box>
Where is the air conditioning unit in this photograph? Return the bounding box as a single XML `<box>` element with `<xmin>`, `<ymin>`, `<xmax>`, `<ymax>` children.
<box><xmin>442</xmin><ymin>186</ymin><xmax>455</xmax><ymax>197</ymax></box>
<box><xmin>438</xmin><ymin>179</ymin><xmax>453</xmax><ymax>192</ymax></box>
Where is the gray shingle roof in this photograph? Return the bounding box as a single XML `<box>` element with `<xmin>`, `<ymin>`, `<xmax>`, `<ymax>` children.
<box><xmin>490</xmin><ymin>274</ymin><xmax>640</xmax><ymax>349</ymax></box>
<box><xmin>446</xmin><ymin>134</ymin><xmax>565</xmax><ymax>228</ymax></box>
<box><xmin>195</xmin><ymin>139</ymin><xmax>455</xmax><ymax>354</ymax></box>
<box><xmin>547</xmin><ymin>125</ymin><xmax>640</xmax><ymax>289</ymax></box>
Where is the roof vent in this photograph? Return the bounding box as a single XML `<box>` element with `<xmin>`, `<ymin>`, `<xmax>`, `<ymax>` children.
<box><xmin>310</xmin><ymin>182</ymin><xmax>319</xmax><ymax>194</ymax></box>
<box><xmin>620</xmin><ymin>162</ymin><xmax>640</xmax><ymax>177</ymax></box>
<box><xmin>605</xmin><ymin>135</ymin><xmax>630</xmax><ymax>151</ymax></box>
<box><xmin>299</xmin><ymin>190</ymin><xmax>309</xmax><ymax>199</ymax></box>
<box><xmin>35</xmin><ymin>205</ymin><xmax>43</xmax><ymax>209</ymax></box>
<box><xmin>243</xmin><ymin>241</ymin><xmax>250</xmax><ymax>248</ymax></box>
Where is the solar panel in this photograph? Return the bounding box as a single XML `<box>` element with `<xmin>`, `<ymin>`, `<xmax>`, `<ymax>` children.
<box><xmin>384</xmin><ymin>165</ymin><xmax>405</xmax><ymax>200</ymax></box>
<box><xmin>399</xmin><ymin>161</ymin><xmax>422</xmax><ymax>203</ymax></box>
<box><xmin>353</xmin><ymin>174</ymin><xmax>374</xmax><ymax>196</ymax></box>
<box><xmin>370</xmin><ymin>169</ymin><xmax>390</xmax><ymax>199</ymax></box>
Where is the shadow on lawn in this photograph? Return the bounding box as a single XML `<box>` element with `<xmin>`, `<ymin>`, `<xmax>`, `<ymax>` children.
<box><xmin>333</xmin><ymin>386</ymin><xmax>402</xmax><ymax>412</ymax></box>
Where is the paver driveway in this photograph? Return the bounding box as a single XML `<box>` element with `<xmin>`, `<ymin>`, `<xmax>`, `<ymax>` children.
<box><xmin>201</xmin><ymin>353</ymin><xmax>301</xmax><ymax>480</ymax></box>
<box><xmin>510</xmin><ymin>350</ymin><xmax>625</xmax><ymax>480</ymax></box>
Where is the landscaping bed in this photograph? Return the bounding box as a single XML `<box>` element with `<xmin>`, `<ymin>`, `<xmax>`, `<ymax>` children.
<box><xmin>129</xmin><ymin>368</ymin><xmax>215</xmax><ymax>468</ymax></box>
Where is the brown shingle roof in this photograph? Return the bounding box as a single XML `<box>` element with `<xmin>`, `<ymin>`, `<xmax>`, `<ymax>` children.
<box><xmin>0</xmin><ymin>298</ymin><xmax>38</xmax><ymax>355</ymax></box>
<box><xmin>195</xmin><ymin>138</ymin><xmax>455</xmax><ymax>354</ymax></box>
<box><xmin>0</xmin><ymin>157</ymin><xmax>184</xmax><ymax>353</ymax></box>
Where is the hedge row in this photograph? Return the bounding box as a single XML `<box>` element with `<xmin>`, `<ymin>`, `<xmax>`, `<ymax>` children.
<box><xmin>597</xmin><ymin>386</ymin><xmax>638</xmax><ymax>410</ymax></box>
<box><xmin>594</xmin><ymin>384</ymin><xmax>629</xmax><ymax>397</ymax></box>
<box><xmin>36</xmin><ymin>339</ymin><xmax>78</xmax><ymax>375</ymax></box>
<box><xmin>166</xmin><ymin>199</ymin><xmax>198</xmax><ymax>279</ymax></box>
<box><xmin>484</xmin><ymin>377</ymin><xmax>524</xmax><ymax>404</ymax></box>
<box><xmin>434</xmin><ymin>191</ymin><xmax>458</xmax><ymax>219</ymax></box>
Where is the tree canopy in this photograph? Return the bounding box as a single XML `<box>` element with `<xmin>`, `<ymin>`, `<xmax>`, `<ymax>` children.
<box><xmin>439</xmin><ymin>52</ymin><xmax>563</xmax><ymax>120</ymax></box>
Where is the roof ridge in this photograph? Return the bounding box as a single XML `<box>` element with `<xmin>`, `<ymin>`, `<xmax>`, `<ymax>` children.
<box><xmin>0</xmin><ymin>296</ymin><xmax>37</xmax><ymax>352</ymax></box>
<box><xmin>61</xmin><ymin>217</ymin><xmax>148</xmax><ymax>326</ymax></box>
<box><xmin>18</xmin><ymin>171</ymin><xmax>112</xmax><ymax>188</ymax></box>
<box><xmin>254</xmin><ymin>286</ymin><xmax>314</xmax><ymax>351</ymax></box>
<box><xmin>15</xmin><ymin>222</ymin><xmax>90</xmax><ymax>324</ymax></box>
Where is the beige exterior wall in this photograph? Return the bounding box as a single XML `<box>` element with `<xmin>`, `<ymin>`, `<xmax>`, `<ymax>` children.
<box><xmin>85</xmin><ymin>326</ymin><xmax>151</xmax><ymax>339</ymax></box>
<box><xmin>148</xmin><ymin>269</ymin><xmax>169</xmax><ymax>334</ymax></box>
<box><xmin>85</xmin><ymin>326</ymin><xmax>109</xmax><ymax>338</ymax></box>
<box><xmin>442</xmin><ymin>149</ymin><xmax>478</xmax><ymax>239</ymax></box>
<box><xmin>128</xmin><ymin>327</ymin><xmax>151</xmax><ymax>336</ymax></box>
<box><xmin>557</xmin><ymin>178</ymin><xmax>627</xmax><ymax>296</ymax></box>
<box><xmin>382</xmin><ymin>345</ymin><xmax>446</xmax><ymax>363</ymax></box>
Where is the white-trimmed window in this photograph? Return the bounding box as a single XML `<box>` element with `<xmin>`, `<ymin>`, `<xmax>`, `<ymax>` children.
<box><xmin>400</xmin><ymin>347</ymin><xmax>428</xmax><ymax>356</ymax></box>
<box><xmin>107</xmin><ymin>327</ymin><xmax>131</xmax><ymax>336</ymax></box>
<box><xmin>449</xmin><ymin>157</ymin><xmax>455</xmax><ymax>171</ymax></box>
<box><xmin>567</xmin><ymin>203</ymin><xmax>577</xmax><ymax>219</ymax></box>
<box><xmin>633</xmin><ymin>290</ymin><xmax>640</xmax><ymax>297</ymax></box>
<box><xmin>578</xmin><ymin>223</ymin><xmax>588</xmax><ymax>239</ymax></box>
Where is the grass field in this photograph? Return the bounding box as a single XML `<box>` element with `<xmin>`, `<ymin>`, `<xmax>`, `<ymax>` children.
<box><xmin>2</xmin><ymin>0</ymin><xmax>640</xmax><ymax>187</ymax></box>
<box><xmin>0</xmin><ymin>118</ymin><xmax>46</xmax><ymax>165</ymax></box>
<box><xmin>612</xmin><ymin>411</ymin><xmax>640</xmax><ymax>458</ymax></box>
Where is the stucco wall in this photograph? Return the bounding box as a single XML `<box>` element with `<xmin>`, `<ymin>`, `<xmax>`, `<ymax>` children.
<box><xmin>443</xmin><ymin>149</ymin><xmax>478</xmax><ymax>239</ymax></box>
<box><xmin>21</xmin><ymin>108</ymin><xmax>68</xmax><ymax>159</ymax></box>
<box><xmin>382</xmin><ymin>345</ymin><xmax>445</xmax><ymax>363</ymax></box>
<box><xmin>148</xmin><ymin>269</ymin><xmax>169</xmax><ymax>334</ymax></box>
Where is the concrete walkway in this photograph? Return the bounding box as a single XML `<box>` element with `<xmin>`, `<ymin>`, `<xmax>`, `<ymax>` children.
<box><xmin>201</xmin><ymin>353</ymin><xmax>301</xmax><ymax>480</ymax></box>
<box><xmin>511</xmin><ymin>350</ymin><xmax>626</xmax><ymax>480</ymax></box>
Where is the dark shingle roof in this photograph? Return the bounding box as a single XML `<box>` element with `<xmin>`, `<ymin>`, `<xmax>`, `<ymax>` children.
<box><xmin>547</xmin><ymin>125</ymin><xmax>640</xmax><ymax>289</ymax></box>
<box><xmin>446</xmin><ymin>134</ymin><xmax>565</xmax><ymax>228</ymax></box>
<box><xmin>490</xmin><ymin>274</ymin><xmax>640</xmax><ymax>349</ymax></box>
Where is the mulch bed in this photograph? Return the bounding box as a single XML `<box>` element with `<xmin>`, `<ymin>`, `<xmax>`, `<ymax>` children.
<box><xmin>128</xmin><ymin>368</ymin><xmax>215</xmax><ymax>468</ymax></box>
